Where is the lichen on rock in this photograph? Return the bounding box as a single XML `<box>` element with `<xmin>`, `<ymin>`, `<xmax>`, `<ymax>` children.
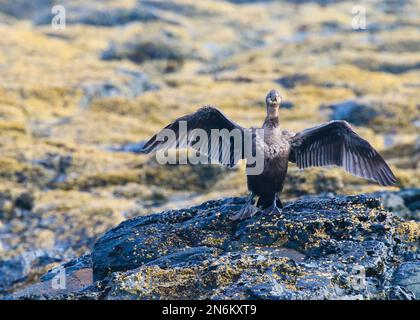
<box><xmin>9</xmin><ymin>194</ymin><xmax>418</xmax><ymax>300</ymax></box>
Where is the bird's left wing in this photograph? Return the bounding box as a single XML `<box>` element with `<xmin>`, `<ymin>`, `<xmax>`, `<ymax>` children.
<box><xmin>142</xmin><ymin>106</ymin><xmax>247</xmax><ymax>167</ymax></box>
<box><xmin>288</xmin><ymin>120</ymin><xmax>397</xmax><ymax>186</ymax></box>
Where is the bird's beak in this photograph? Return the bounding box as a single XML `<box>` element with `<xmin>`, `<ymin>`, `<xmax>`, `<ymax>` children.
<box><xmin>268</xmin><ymin>98</ymin><xmax>280</xmax><ymax>106</ymax></box>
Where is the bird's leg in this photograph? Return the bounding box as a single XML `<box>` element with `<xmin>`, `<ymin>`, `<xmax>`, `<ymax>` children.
<box><xmin>261</xmin><ymin>194</ymin><xmax>282</xmax><ymax>216</ymax></box>
<box><xmin>230</xmin><ymin>192</ymin><xmax>257</xmax><ymax>221</ymax></box>
<box><xmin>276</xmin><ymin>196</ymin><xmax>283</xmax><ymax>209</ymax></box>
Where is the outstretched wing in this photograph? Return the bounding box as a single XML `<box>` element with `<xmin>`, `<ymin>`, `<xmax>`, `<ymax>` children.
<box><xmin>289</xmin><ymin>120</ymin><xmax>397</xmax><ymax>186</ymax></box>
<box><xmin>142</xmin><ymin>106</ymin><xmax>246</xmax><ymax>167</ymax></box>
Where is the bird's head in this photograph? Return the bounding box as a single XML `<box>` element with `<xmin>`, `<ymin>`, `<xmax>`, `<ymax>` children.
<box><xmin>265</xmin><ymin>89</ymin><xmax>282</xmax><ymax>108</ymax></box>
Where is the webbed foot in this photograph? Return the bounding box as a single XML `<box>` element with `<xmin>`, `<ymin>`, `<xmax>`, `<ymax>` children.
<box><xmin>230</xmin><ymin>193</ymin><xmax>257</xmax><ymax>221</ymax></box>
<box><xmin>261</xmin><ymin>204</ymin><xmax>282</xmax><ymax>216</ymax></box>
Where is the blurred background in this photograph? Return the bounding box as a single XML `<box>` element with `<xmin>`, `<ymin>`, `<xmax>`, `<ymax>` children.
<box><xmin>0</xmin><ymin>0</ymin><xmax>419</xmax><ymax>295</ymax></box>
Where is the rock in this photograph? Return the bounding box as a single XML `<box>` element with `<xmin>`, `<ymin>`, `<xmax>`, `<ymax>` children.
<box><xmin>107</xmin><ymin>141</ymin><xmax>146</xmax><ymax>154</ymax></box>
<box><xmin>386</xmin><ymin>285</ymin><xmax>416</xmax><ymax>300</ymax></box>
<box><xmin>328</xmin><ymin>100</ymin><xmax>378</xmax><ymax>126</ymax></box>
<box><xmin>31</xmin><ymin>153</ymin><xmax>72</xmax><ymax>187</ymax></box>
<box><xmin>275</xmin><ymin>74</ymin><xmax>310</xmax><ymax>89</ymax></box>
<box><xmin>0</xmin><ymin>250</ymin><xmax>60</xmax><ymax>295</ymax></box>
<box><xmin>373</xmin><ymin>189</ymin><xmax>420</xmax><ymax>221</ymax></box>
<box><xmin>8</xmin><ymin>194</ymin><xmax>420</xmax><ymax>299</ymax></box>
<box><xmin>381</xmin><ymin>193</ymin><xmax>409</xmax><ymax>213</ymax></box>
<box><xmin>0</xmin><ymin>257</ymin><xmax>29</xmax><ymax>293</ymax></box>
<box><xmin>392</xmin><ymin>262</ymin><xmax>420</xmax><ymax>299</ymax></box>
<box><xmin>0</xmin><ymin>191</ymin><xmax>34</xmax><ymax>220</ymax></box>
<box><xmin>398</xmin><ymin>189</ymin><xmax>420</xmax><ymax>212</ymax></box>
<box><xmin>40</xmin><ymin>254</ymin><xmax>92</xmax><ymax>282</ymax></box>
<box><xmin>80</xmin><ymin>195</ymin><xmax>418</xmax><ymax>299</ymax></box>
<box><xmin>279</xmin><ymin>101</ymin><xmax>294</xmax><ymax>109</ymax></box>
<box><xmin>6</xmin><ymin>255</ymin><xmax>93</xmax><ymax>300</ymax></box>
<box><xmin>101</xmin><ymin>33</ymin><xmax>195</xmax><ymax>65</ymax></box>
<box><xmin>79</xmin><ymin>69</ymin><xmax>157</xmax><ymax>108</ymax></box>
<box><xmin>14</xmin><ymin>192</ymin><xmax>34</xmax><ymax>211</ymax></box>
<box><xmin>0</xmin><ymin>0</ymin><xmax>52</xmax><ymax>20</ymax></box>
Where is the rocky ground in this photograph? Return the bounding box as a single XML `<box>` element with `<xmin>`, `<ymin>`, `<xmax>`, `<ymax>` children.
<box><xmin>5</xmin><ymin>194</ymin><xmax>420</xmax><ymax>300</ymax></box>
<box><xmin>0</xmin><ymin>0</ymin><xmax>419</xmax><ymax>298</ymax></box>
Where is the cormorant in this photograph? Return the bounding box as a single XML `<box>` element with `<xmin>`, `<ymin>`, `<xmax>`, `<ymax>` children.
<box><xmin>142</xmin><ymin>89</ymin><xmax>396</xmax><ymax>220</ymax></box>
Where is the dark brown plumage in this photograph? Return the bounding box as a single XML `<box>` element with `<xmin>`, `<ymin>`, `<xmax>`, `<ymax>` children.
<box><xmin>142</xmin><ymin>89</ymin><xmax>397</xmax><ymax>220</ymax></box>
<box><xmin>142</xmin><ymin>106</ymin><xmax>245</xmax><ymax>168</ymax></box>
<box><xmin>290</xmin><ymin>121</ymin><xmax>396</xmax><ymax>186</ymax></box>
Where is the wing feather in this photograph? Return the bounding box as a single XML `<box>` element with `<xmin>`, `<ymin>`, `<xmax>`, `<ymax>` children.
<box><xmin>142</xmin><ymin>106</ymin><xmax>246</xmax><ymax>167</ymax></box>
<box><xmin>289</xmin><ymin>120</ymin><xmax>397</xmax><ymax>186</ymax></box>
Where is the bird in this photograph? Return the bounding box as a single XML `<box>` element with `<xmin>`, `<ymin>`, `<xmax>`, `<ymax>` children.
<box><xmin>142</xmin><ymin>89</ymin><xmax>397</xmax><ymax>220</ymax></box>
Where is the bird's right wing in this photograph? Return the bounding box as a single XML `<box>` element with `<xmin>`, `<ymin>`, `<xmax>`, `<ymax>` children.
<box><xmin>142</xmin><ymin>106</ymin><xmax>247</xmax><ymax>167</ymax></box>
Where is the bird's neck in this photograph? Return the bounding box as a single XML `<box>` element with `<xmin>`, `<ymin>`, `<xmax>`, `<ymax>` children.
<box><xmin>264</xmin><ymin>107</ymin><xmax>280</xmax><ymax>128</ymax></box>
<box><xmin>264</xmin><ymin>117</ymin><xmax>279</xmax><ymax>128</ymax></box>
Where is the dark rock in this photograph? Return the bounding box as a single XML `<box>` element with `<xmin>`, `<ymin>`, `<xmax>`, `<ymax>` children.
<box><xmin>0</xmin><ymin>0</ymin><xmax>52</xmax><ymax>20</ymax></box>
<box><xmin>0</xmin><ymin>251</ymin><xmax>60</xmax><ymax>295</ymax></box>
<box><xmin>327</xmin><ymin>100</ymin><xmax>379</xmax><ymax>126</ymax></box>
<box><xmin>386</xmin><ymin>286</ymin><xmax>416</xmax><ymax>300</ymax></box>
<box><xmin>276</xmin><ymin>74</ymin><xmax>310</xmax><ymax>89</ymax></box>
<box><xmin>107</xmin><ymin>141</ymin><xmax>146</xmax><ymax>154</ymax></box>
<box><xmin>40</xmin><ymin>255</ymin><xmax>92</xmax><ymax>282</ymax></box>
<box><xmin>86</xmin><ymin>194</ymin><xmax>417</xmax><ymax>299</ymax></box>
<box><xmin>9</xmin><ymin>194</ymin><xmax>419</xmax><ymax>300</ymax></box>
<box><xmin>14</xmin><ymin>192</ymin><xmax>34</xmax><ymax>211</ymax></box>
<box><xmin>371</xmin><ymin>189</ymin><xmax>420</xmax><ymax>221</ymax></box>
<box><xmin>0</xmin><ymin>257</ymin><xmax>29</xmax><ymax>293</ymax></box>
<box><xmin>296</xmin><ymin>274</ymin><xmax>331</xmax><ymax>290</ymax></box>
<box><xmin>5</xmin><ymin>255</ymin><xmax>93</xmax><ymax>300</ymax></box>
<box><xmin>80</xmin><ymin>69</ymin><xmax>157</xmax><ymax>108</ymax></box>
<box><xmin>279</xmin><ymin>101</ymin><xmax>294</xmax><ymax>109</ymax></box>
<box><xmin>392</xmin><ymin>262</ymin><xmax>420</xmax><ymax>299</ymax></box>
<box><xmin>0</xmin><ymin>191</ymin><xmax>34</xmax><ymax>219</ymax></box>
<box><xmin>380</xmin><ymin>193</ymin><xmax>408</xmax><ymax>213</ymax></box>
<box><xmin>101</xmin><ymin>33</ymin><xmax>195</xmax><ymax>65</ymax></box>
<box><xmin>398</xmin><ymin>189</ymin><xmax>420</xmax><ymax>212</ymax></box>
